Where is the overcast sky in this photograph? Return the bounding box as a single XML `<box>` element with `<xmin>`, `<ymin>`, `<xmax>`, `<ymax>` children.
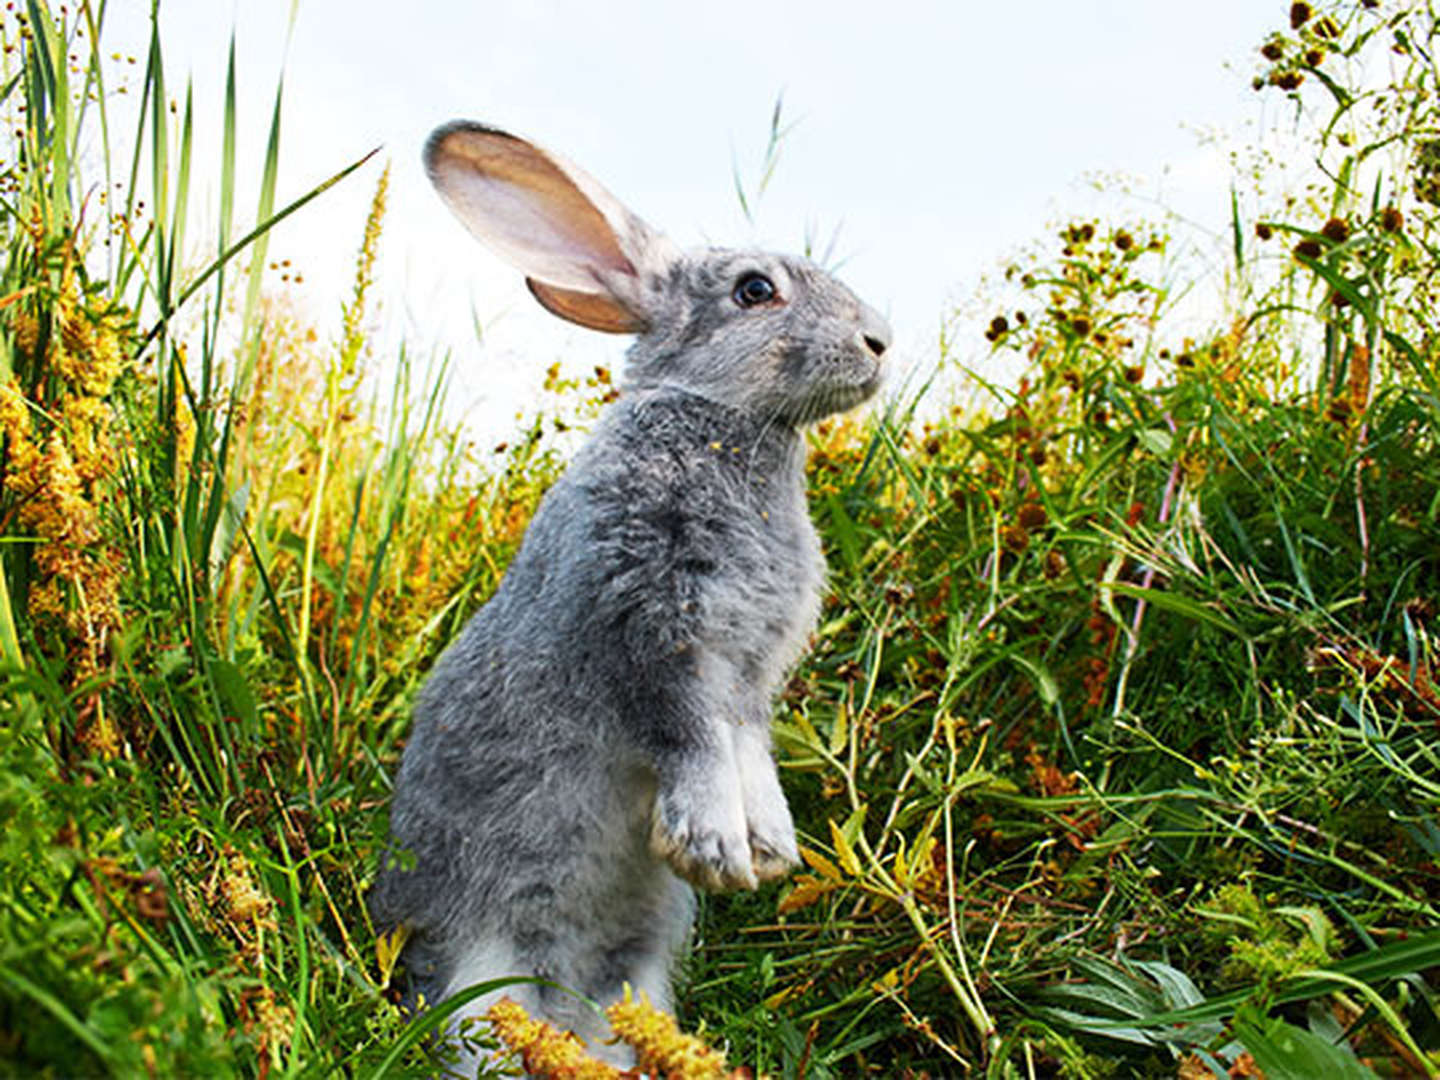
<box><xmin>111</xmin><ymin>1</ymin><xmax>1292</xmax><ymax>434</ymax></box>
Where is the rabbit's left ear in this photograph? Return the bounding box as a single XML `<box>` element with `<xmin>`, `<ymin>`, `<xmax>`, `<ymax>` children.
<box><xmin>425</xmin><ymin>122</ymin><xmax>677</xmax><ymax>333</ymax></box>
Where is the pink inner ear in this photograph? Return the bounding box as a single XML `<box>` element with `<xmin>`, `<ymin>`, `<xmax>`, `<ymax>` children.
<box><xmin>430</xmin><ymin>129</ymin><xmax>637</xmax><ymax>292</ymax></box>
<box><xmin>526</xmin><ymin>278</ymin><xmax>647</xmax><ymax>334</ymax></box>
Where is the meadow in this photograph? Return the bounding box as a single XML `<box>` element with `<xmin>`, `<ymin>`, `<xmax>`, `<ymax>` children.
<box><xmin>1</xmin><ymin>1</ymin><xmax>1438</xmax><ymax>1076</ymax></box>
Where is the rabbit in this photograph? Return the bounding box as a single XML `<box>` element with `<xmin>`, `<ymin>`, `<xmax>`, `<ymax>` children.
<box><xmin>370</xmin><ymin>120</ymin><xmax>891</xmax><ymax>1069</ymax></box>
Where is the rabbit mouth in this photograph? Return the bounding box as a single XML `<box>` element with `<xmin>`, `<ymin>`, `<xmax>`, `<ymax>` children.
<box><xmin>788</xmin><ymin>375</ymin><xmax>881</xmax><ymax>426</ymax></box>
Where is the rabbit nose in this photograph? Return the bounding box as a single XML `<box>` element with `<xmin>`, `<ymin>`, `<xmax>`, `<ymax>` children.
<box><xmin>856</xmin><ymin>310</ymin><xmax>892</xmax><ymax>359</ymax></box>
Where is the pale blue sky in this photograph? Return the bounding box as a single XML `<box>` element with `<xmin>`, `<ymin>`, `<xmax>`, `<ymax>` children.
<box><xmin>130</xmin><ymin>1</ymin><xmax>1289</xmax><ymax>431</ymax></box>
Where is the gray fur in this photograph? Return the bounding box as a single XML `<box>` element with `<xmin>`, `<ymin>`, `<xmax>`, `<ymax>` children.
<box><xmin>372</xmin><ymin>121</ymin><xmax>890</xmax><ymax>1066</ymax></box>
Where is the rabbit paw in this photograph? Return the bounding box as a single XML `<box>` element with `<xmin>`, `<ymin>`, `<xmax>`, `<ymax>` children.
<box><xmin>650</xmin><ymin>775</ymin><xmax>757</xmax><ymax>892</ymax></box>
<box><xmin>737</xmin><ymin>740</ymin><xmax>800</xmax><ymax>883</ymax></box>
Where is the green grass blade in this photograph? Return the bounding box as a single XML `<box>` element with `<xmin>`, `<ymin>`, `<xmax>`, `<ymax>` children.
<box><xmin>242</xmin><ymin>74</ymin><xmax>284</xmax><ymax>334</ymax></box>
<box><xmin>136</xmin><ymin>148</ymin><xmax>378</xmax><ymax>353</ymax></box>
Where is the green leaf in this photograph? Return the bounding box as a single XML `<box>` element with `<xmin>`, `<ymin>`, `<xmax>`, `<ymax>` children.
<box><xmin>825</xmin><ymin>493</ymin><xmax>861</xmax><ymax>570</ymax></box>
<box><xmin>1235</xmin><ymin>1014</ymin><xmax>1377</xmax><ymax>1080</ymax></box>
<box><xmin>1136</xmin><ymin>427</ymin><xmax>1174</xmax><ymax>456</ymax></box>
<box><xmin>1104</xmin><ymin>582</ymin><xmax>1242</xmax><ymax>637</ymax></box>
<box><xmin>208</xmin><ymin>659</ymin><xmax>257</xmax><ymax>727</ymax></box>
<box><xmin>1009</xmin><ymin>652</ymin><xmax>1059</xmax><ymax>708</ymax></box>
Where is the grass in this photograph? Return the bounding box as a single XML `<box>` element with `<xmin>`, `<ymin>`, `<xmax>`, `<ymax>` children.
<box><xmin>0</xmin><ymin>0</ymin><xmax>1438</xmax><ymax>1077</ymax></box>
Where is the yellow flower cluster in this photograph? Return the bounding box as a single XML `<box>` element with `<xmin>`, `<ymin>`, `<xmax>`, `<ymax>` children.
<box><xmin>485</xmin><ymin>990</ymin><xmax>750</xmax><ymax>1080</ymax></box>
<box><xmin>485</xmin><ymin>998</ymin><xmax>622</xmax><ymax>1080</ymax></box>
<box><xmin>339</xmin><ymin>161</ymin><xmax>389</xmax><ymax>374</ymax></box>
<box><xmin>605</xmin><ymin>988</ymin><xmax>737</xmax><ymax>1080</ymax></box>
<box><xmin>1</xmin><ymin>283</ymin><xmax>131</xmax><ymax>753</ymax></box>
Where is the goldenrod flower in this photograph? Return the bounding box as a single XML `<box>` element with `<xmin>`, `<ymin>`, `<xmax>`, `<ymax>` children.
<box><xmin>60</xmin><ymin>393</ymin><xmax>113</xmax><ymax>484</ymax></box>
<box><xmin>2</xmin><ymin>280</ymin><xmax>133</xmax><ymax>735</ymax></box>
<box><xmin>27</xmin><ymin>578</ymin><xmax>65</xmax><ymax>622</ymax></box>
<box><xmin>486</xmin><ymin>997</ymin><xmax>622</xmax><ymax>1080</ymax></box>
<box><xmin>606</xmin><ymin>988</ymin><xmax>736</xmax><ymax>1080</ymax></box>
<box><xmin>220</xmin><ymin>848</ymin><xmax>275</xmax><ymax>927</ymax></box>
<box><xmin>251</xmin><ymin>988</ymin><xmax>295</xmax><ymax>1056</ymax></box>
<box><xmin>0</xmin><ymin>376</ymin><xmax>41</xmax><ymax>482</ymax></box>
<box><xmin>10</xmin><ymin>307</ymin><xmax>39</xmax><ymax>355</ymax></box>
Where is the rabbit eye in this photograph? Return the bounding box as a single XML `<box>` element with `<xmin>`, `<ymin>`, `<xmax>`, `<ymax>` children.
<box><xmin>733</xmin><ymin>272</ymin><xmax>777</xmax><ymax>308</ymax></box>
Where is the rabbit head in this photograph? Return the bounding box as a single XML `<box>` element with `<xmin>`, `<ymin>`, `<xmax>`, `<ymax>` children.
<box><xmin>424</xmin><ymin>121</ymin><xmax>891</xmax><ymax>426</ymax></box>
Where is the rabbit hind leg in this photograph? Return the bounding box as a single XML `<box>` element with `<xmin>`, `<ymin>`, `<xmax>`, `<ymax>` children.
<box><xmin>441</xmin><ymin>926</ymin><xmax>641</xmax><ymax>1068</ymax></box>
<box><xmin>439</xmin><ymin>934</ymin><xmax>545</xmax><ymax>1072</ymax></box>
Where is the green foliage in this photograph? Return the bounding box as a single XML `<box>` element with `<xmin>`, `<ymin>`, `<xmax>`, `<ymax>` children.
<box><xmin>1233</xmin><ymin>1007</ymin><xmax>1377</xmax><ymax>1080</ymax></box>
<box><xmin>1202</xmin><ymin>884</ymin><xmax>1337</xmax><ymax>985</ymax></box>
<box><xmin>0</xmin><ymin>1</ymin><xmax>1438</xmax><ymax>1078</ymax></box>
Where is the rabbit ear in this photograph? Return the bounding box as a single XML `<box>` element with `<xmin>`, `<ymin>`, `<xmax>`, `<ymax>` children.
<box><xmin>525</xmin><ymin>279</ymin><xmax>647</xmax><ymax>334</ymax></box>
<box><xmin>425</xmin><ymin>122</ymin><xmax>674</xmax><ymax>333</ymax></box>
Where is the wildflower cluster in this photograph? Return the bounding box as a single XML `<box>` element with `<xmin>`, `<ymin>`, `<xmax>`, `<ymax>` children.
<box><xmin>485</xmin><ymin>991</ymin><xmax>748</xmax><ymax>1080</ymax></box>
<box><xmin>201</xmin><ymin>844</ymin><xmax>295</xmax><ymax>1058</ymax></box>
<box><xmin>485</xmin><ymin>998</ymin><xmax>620</xmax><ymax>1080</ymax></box>
<box><xmin>1249</xmin><ymin>0</ymin><xmax>1440</xmax><ymax>427</ymax></box>
<box><xmin>606</xmin><ymin>988</ymin><xmax>741</xmax><ymax>1079</ymax></box>
<box><xmin>1253</xmin><ymin>1</ymin><xmax>1349</xmax><ymax>92</ymax></box>
<box><xmin>1</xmin><ymin>266</ymin><xmax>132</xmax><ymax>751</ymax></box>
<box><xmin>986</xmin><ymin>219</ymin><xmax>1165</xmax><ymax>476</ymax></box>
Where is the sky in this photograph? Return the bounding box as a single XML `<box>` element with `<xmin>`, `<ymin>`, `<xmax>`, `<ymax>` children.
<box><xmin>107</xmin><ymin>1</ymin><xmax>1293</xmax><ymax>436</ymax></box>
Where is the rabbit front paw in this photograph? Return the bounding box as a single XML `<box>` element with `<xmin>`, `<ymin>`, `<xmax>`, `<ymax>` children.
<box><xmin>739</xmin><ymin>754</ymin><xmax>800</xmax><ymax>883</ymax></box>
<box><xmin>650</xmin><ymin>777</ymin><xmax>757</xmax><ymax>892</ymax></box>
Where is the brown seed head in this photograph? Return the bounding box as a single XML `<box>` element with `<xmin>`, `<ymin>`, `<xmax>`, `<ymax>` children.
<box><xmin>1002</xmin><ymin>524</ymin><xmax>1030</xmax><ymax>554</ymax></box>
<box><xmin>1017</xmin><ymin>502</ymin><xmax>1049</xmax><ymax>530</ymax></box>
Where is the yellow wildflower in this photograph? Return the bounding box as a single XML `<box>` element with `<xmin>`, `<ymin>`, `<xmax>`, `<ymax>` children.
<box><xmin>60</xmin><ymin>393</ymin><xmax>113</xmax><ymax>484</ymax></box>
<box><xmin>220</xmin><ymin>848</ymin><xmax>275</xmax><ymax>927</ymax></box>
<box><xmin>10</xmin><ymin>307</ymin><xmax>39</xmax><ymax>355</ymax></box>
<box><xmin>27</xmin><ymin>577</ymin><xmax>65</xmax><ymax>622</ymax></box>
<box><xmin>485</xmin><ymin>997</ymin><xmax>621</xmax><ymax>1080</ymax></box>
<box><xmin>0</xmin><ymin>377</ymin><xmax>40</xmax><ymax>483</ymax></box>
<box><xmin>606</xmin><ymin>987</ymin><xmax>736</xmax><ymax>1080</ymax></box>
<box><xmin>251</xmin><ymin>987</ymin><xmax>295</xmax><ymax>1056</ymax></box>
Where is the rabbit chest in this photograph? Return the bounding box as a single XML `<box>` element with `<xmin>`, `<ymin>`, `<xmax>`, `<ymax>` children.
<box><xmin>689</xmin><ymin>435</ymin><xmax>824</xmax><ymax>692</ymax></box>
<box><xmin>578</xmin><ymin>390</ymin><xmax>826</xmax><ymax>698</ymax></box>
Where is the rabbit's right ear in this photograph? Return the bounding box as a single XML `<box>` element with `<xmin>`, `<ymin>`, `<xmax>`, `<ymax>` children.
<box><xmin>424</xmin><ymin>122</ymin><xmax>678</xmax><ymax>334</ymax></box>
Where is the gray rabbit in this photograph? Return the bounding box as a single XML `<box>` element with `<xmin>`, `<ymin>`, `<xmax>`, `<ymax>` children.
<box><xmin>371</xmin><ymin>121</ymin><xmax>890</xmax><ymax>1068</ymax></box>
